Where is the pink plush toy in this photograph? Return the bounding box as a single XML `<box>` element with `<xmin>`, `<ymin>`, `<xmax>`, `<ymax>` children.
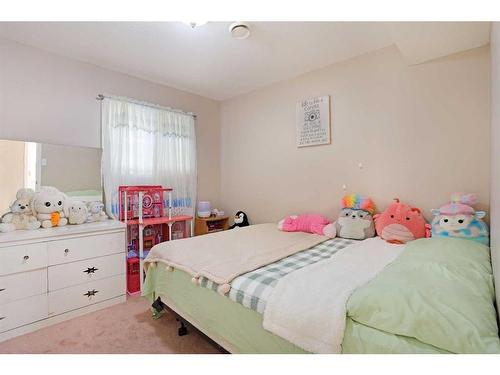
<box><xmin>278</xmin><ymin>214</ymin><xmax>336</xmax><ymax>238</ymax></box>
<box><xmin>374</xmin><ymin>198</ymin><xmax>431</xmax><ymax>244</ymax></box>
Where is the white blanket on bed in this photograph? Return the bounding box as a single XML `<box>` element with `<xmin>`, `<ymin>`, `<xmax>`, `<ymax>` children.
<box><xmin>144</xmin><ymin>223</ymin><xmax>327</xmax><ymax>286</ymax></box>
<box><xmin>262</xmin><ymin>237</ymin><xmax>404</xmax><ymax>353</ymax></box>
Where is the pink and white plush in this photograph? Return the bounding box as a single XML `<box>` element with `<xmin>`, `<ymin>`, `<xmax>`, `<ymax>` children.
<box><xmin>430</xmin><ymin>193</ymin><xmax>489</xmax><ymax>245</ymax></box>
<box><xmin>374</xmin><ymin>198</ymin><xmax>430</xmax><ymax>244</ymax></box>
<box><xmin>278</xmin><ymin>214</ymin><xmax>336</xmax><ymax>238</ymax></box>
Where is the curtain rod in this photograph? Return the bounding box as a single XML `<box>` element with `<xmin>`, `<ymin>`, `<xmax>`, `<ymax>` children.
<box><xmin>96</xmin><ymin>94</ymin><xmax>197</xmax><ymax>119</ymax></box>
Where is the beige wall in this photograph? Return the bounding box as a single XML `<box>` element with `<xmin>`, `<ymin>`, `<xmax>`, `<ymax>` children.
<box><xmin>490</xmin><ymin>23</ymin><xmax>500</xmax><ymax>319</ymax></box>
<box><xmin>0</xmin><ymin>140</ymin><xmax>25</xmax><ymax>214</ymax></box>
<box><xmin>220</xmin><ymin>45</ymin><xmax>490</xmax><ymax>224</ymax></box>
<box><xmin>40</xmin><ymin>143</ymin><xmax>101</xmax><ymax>193</ymax></box>
<box><xmin>0</xmin><ymin>37</ymin><xmax>221</xmax><ymax>206</ymax></box>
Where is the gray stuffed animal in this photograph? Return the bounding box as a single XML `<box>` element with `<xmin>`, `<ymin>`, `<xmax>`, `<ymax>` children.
<box><xmin>335</xmin><ymin>208</ymin><xmax>375</xmax><ymax>240</ymax></box>
<box><xmin>334</xmin><ymin>194</ymin><xmax>376</xmax><ymax>240</ymax></box>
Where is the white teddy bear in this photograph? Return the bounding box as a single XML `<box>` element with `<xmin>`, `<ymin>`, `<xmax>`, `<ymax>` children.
<box><xmin>0</xmin><ymin>188</ymin><xmax>41</xmax><ymax>232</ymax></box>
<box><xmin>67</xmin><ymin>200</ymin><xmax>89</xmax><ymax>225</ymax></box>
<box><xmin>86</xmin><ymin>201</ymin><xmax>108</xmax><ymax>222</ymax></box>
<box><xmin>32</xmin><ymin>186</ymin><xmax>68</xmax><ymax>228</ymax></box>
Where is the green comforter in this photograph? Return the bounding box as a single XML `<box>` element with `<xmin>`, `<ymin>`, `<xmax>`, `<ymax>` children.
<box><xmin>347</xmin><ymin>237</ymin><xmax>500</xmax><ymax>353</ymax></box>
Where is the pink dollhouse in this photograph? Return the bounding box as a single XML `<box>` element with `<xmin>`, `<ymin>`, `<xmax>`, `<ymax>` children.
<box><xmin>118</xmin><ymin>185</ymin><xmax>164</xmax><ymax>221</ymax></box>
<box><xmin>118</xmin><ymin>185</ymin><xmax>193</xmax><ymax>294</ymax></box>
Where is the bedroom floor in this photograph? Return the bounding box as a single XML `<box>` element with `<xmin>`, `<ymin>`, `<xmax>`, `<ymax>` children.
<box><xmin>0</xmin><ymin>296</ymin><xmax>219</xmax><ymax>354</ymax></box>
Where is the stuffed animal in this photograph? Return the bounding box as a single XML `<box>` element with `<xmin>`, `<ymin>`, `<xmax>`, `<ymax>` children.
<box><xmin>335</xmin><ymin>194</ymin><xmax>376</xmax><ymax>240</ymax></box>
<box><xmin>0</xmin><ymin>188</ymin><xmax>41</xmax><ymax>232</ymax></box>
<box><xmin>430</xmin><ymin>193</ymin><xmax>489</xmax><ymax>245</ymax></box>
<box><xmin>67</xmin><ymin>200</ymin><xmax>89</xmax><ymax>225</ymax></box>
<box><xmin>278</xmin><ymin>214</ymin><xmax>336</xmax><ymax>238</ymax></box>
<box><xmin>32</xmin><ymin>186</ymin><xmax>68</xmax><ymax>228</ymax></box>
<box><xmin>86</xmin><ymin>201</ymin><xmax>107</xmax><ymax>222</ymax></box>
<box><xmin>374</xmin><ymin>198</ymin><xmax>430</xmax><ymax>244</ymax></box>
<box><xmin>229</xmin><ymin>211</ymin><xmax>249</xmax><ymax>229</ymax></box>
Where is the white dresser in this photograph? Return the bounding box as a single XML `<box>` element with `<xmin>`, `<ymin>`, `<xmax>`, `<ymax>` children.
<box><xmin>0</xmin><ymin>220</ymin><xmax>126</xmax><ymax>342</ymax></box>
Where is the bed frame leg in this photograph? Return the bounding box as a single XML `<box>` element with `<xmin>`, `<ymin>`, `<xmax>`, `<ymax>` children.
<box><xmin>162</xmin><ymin>304</ymin><xmax>228</xmax><ymax>352</ymax></box>
<box><xmin>177</xmin><ymin>319</ymin><xmax>188</xmax><ymax>336</ymax></box>
<box><xmin>151</xmin><ymin>297</ymin><xmax>166</xmax><ymax>319</ymax></box>
<box><xmin>151</xmin><ymin>297</ymin><xmax>164</xmax><ymax>312</ymax></box>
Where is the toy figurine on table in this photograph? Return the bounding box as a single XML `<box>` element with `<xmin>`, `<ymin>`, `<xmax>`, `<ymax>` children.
<box><xmin>229</xmin><ymin>211</ymin><xmax>249</xmax><ymax>229</ymax></box>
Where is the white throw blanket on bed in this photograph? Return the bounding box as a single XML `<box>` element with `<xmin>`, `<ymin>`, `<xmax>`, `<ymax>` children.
<box><xmin>262</xmin><ymin>237</ymin><xmax>404</xmax><ymax>353</ymax></box>
<box><xmin>144</xmin><ymin>223</ymin><xmax>327</xmax><ymax>287</ymax></box>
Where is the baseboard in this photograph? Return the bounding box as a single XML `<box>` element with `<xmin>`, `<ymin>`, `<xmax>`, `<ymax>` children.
<box><xmin>0</xmin><ymin>295</ymin><xmax>126</xmax><ymax>344</ymax></box>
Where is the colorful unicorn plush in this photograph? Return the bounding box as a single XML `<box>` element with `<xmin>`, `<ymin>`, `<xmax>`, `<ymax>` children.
<box><xmin>335</xmin><ymin>194</ymin><xmax>376</xmax><ymax>240</ymax></box>
<box><xmin>431</xmin><ymin>193</ymin><xmax>489</xmax><ymax>245</ymax></box>
<box><xmin>374</xmin><ymin>198</ymin><xmax>431</xmax><ymax>244</ymax></box>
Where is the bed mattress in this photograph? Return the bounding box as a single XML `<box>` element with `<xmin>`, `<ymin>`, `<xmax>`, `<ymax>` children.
<box><xmin>143</xmin><ymin>235</ymin><xmax>500</xmax><ymax>354</ymax></box>
<box><xmin>143</xmin><ymin>264</ymin><xmax>447</xmax><ymax>353</ymax></box>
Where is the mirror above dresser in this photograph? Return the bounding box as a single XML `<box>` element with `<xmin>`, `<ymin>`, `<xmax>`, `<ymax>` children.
<box><xmin>0</xmin><ymin>139</ymin><xmax>102</xmax><ymax>215</ymax></box>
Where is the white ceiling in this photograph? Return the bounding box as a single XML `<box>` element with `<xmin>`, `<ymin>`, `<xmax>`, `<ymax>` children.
<box><xmin>0</xmin><ymin>22</ymin><xmax>490</xmax><ymax>100</ymax></box>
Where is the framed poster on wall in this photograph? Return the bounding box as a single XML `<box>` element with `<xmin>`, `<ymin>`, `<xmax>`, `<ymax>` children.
<box><xmin>296</xmin><ymin>95</ymin><xmax>331</xmax><ymax>147</ymax></box>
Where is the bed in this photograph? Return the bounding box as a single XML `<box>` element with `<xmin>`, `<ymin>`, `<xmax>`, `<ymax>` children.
<box><xmin>142</xmin><ymin>224</ymin><xmax>500</xmax><ymax>354</ymax></box>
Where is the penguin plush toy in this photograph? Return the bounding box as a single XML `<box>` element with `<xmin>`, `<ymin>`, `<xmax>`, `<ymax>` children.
<box><xmin>229</xmin><ymin>211</ymin><xmax>249</xmax><ymax>229</ymax></box>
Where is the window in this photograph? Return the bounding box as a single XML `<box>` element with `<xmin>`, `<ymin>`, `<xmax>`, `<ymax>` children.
<box><xmin>101</xmin><ymin>97</ymin><xmax>197</xmax><ymax>218</ymax></box>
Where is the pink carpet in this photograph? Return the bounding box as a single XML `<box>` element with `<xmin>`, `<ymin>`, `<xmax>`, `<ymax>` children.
<box><xmin>0</xmin><ymin>296</ymin><xmax>220</xmax><ymax>354</ymax></box>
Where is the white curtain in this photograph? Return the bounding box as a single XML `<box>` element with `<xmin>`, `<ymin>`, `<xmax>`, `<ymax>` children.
<box><xmin>101</xmin><ymin>97</ymin><xmax>197</xmax><ymax>218</ymax></box>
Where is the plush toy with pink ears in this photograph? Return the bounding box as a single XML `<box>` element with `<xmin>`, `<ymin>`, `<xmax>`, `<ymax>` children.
<box><xmin>278</xmin><ymin>214</ymin><xmax>336</xmax><ymax>238</ymax></box>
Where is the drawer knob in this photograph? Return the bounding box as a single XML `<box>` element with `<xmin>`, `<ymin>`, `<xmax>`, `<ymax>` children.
<box><xmin>83</xmin><ymin>267</ymin><xmax>98</xmax><ymax>274</ymax></box>
<box><xmin>64</xmin><ymin>248</ymin><xmax>70</xmax><ymax>255</ymax></box>
<box><xmin>84</xmin><ymin>289</ymin><xmax>99</xmax><ymax>298</ymax></box>
<box><xmin>23</xmin><ymin>255</ymin><xmax>29</xmax><ymax>261</ymax></box>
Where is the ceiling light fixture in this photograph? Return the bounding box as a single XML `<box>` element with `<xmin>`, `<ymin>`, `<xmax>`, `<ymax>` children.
<box><xmin>229</xmin><ymin>22</ymin><xmax>251</xmax><ymax>39</ymax></box>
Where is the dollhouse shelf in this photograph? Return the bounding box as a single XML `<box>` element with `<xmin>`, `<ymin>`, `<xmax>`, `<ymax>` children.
<box><xmin>118</xmin><ymin>185</ymin><xmax>193</xmax><ymax>294</ymax></box>
<box><xmin>126</xmin><ymin>215</ymin><xmax>193</xmax><ymax>226</ymax></box>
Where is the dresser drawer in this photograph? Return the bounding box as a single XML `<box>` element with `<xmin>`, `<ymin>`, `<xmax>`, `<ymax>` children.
<box><xmin>0</xmin><ymin>269</ymin><xmax>47</xmax><ymax>305</ymax></box>
<box><xmin>0</xmin><ymin>294</ymin><xmax>48</xmax><ymax>333</ymax></box>
<box><xmin>48</xmin><ymin>232</ymin><xmax>125</xmax><ymax>266</ymax></box>
<box><xmin>48</xmin><ymin>253</ymin><xmax>125</xmax><ymax>291</ymax></box>
<box><xmin>0</xmin><ymin>243</ymin><xmax>48</xmax><ymax>276</ymax></box>
<box><xmin>48</xmin><ymin>274</ymin><xmax>125</xmax><ymax>316</ymax></box>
